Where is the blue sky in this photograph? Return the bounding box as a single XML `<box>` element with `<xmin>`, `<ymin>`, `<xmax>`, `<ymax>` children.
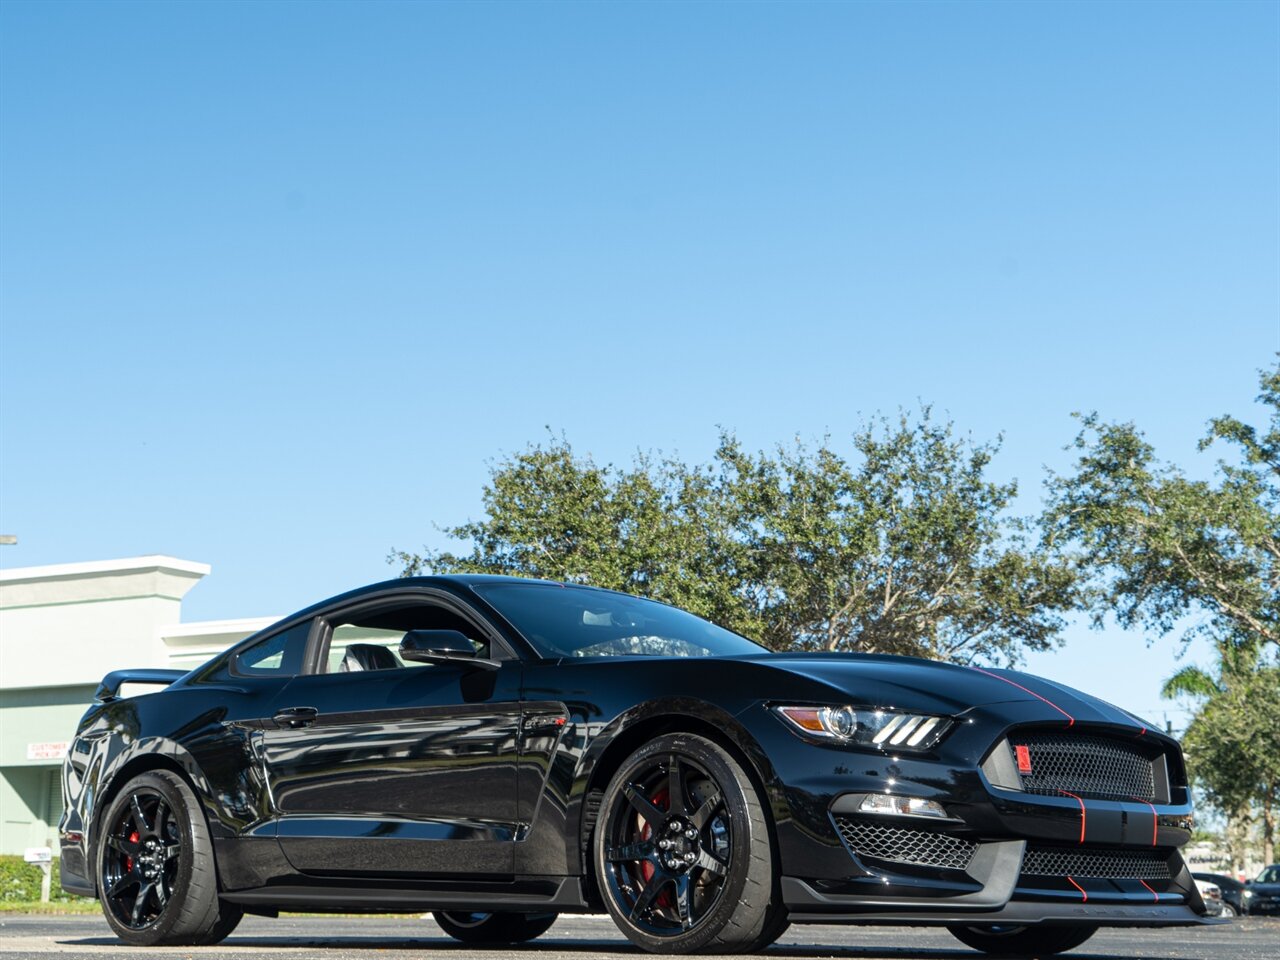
<box><xmin>1</xmin><ymin>1</ymin><xmax>1276</xmax><ymax>727</ymax></box>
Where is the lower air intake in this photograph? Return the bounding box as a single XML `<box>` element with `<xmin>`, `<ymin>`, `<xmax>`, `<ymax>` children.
<box><xmin>1021</xmin><ymin>845</ymin><xmax>1171</xmax><ymax>880</ymax></box>
<box><xmin>833</xmin><ymin>816</ymin><xmax>977</xmax><ymax>871</ymax></box>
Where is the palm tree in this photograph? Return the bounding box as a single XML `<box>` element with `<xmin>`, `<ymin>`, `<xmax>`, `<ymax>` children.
<box><xmin>1163</xmin><ymin>637</ymin><xmax>1280</xmax><ymax>867</ymax></box>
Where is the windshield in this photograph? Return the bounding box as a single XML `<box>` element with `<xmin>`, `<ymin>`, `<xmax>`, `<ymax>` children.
<box><xmin>472</xmin><ymin>582</ymin><xmax>767</xmax><ymax>660</ymax></box>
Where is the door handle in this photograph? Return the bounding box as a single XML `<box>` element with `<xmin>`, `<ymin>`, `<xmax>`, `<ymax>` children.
<box><xmin>273</xmin><ymin>706</ymin><xmax>319</xmax><ymax>729</ymax></box>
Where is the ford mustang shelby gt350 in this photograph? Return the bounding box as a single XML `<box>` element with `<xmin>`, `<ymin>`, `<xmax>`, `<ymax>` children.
<box><xmin>60</xmin><ymin>576</ymin><xmax>1212</xmax><ymax>954</ymax></box>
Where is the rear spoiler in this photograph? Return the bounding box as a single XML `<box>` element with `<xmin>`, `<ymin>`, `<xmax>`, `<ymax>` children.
<box><xmin>94</xmin><ymin>669</ymin><xmax>186</xmax><ymax>703</ymax></box>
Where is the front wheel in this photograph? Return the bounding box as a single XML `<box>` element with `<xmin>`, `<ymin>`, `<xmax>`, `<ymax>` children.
<box><xmin>1220</xmin><ymin>902</ymin><xmax>1237</xmax><ymax>918</ymax></box>
<box><xmin>432</xmin><ymin>911</ymin><xmax>557</xmax><ymax>944</ymax></box>
<box><xmin>594</xmin><ymin>732</ymin><xmax>776</xmax><ymax>953</ymax></box>
<box><xmin>96</xmin><ymin>770</ymin><xmax>242</xmax><ymax>946</ymax></box>
<box><xmin>947</xmin><ymin>924</ymin><xmax>1098</xmax><ymax>956</ymax></box>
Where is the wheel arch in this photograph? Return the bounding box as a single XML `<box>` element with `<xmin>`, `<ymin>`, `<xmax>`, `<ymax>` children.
<box><xmin>89</xmin><ymin>742</ymin><xmax>222</xmax><ymax>895</ymax></box>
<box><xmin>576</xmin><ymin>702</ymin><xmax>780</xmax><ymax>909</ymax></box>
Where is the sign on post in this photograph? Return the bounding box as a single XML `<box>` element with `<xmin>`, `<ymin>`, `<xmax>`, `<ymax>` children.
<box><xmin>24</xmin><ymin>847</ymin><xmax>52</xmax><ymax>903</ymax></box>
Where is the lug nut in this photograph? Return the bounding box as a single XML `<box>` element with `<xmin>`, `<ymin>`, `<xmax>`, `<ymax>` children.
<box><xmin>684</xmin><ymin>852</ymin><xmax>696</xmax><ymax>862</ymax></box>
<box><xmin>685</xmin><ymin>828</ymin><xmax>697</xmax><ymax>839</ymax></box>
<box><xmin>658</xmin><ymin>839</ymin><xmax>672</xmax><ymax>850</ymax></box>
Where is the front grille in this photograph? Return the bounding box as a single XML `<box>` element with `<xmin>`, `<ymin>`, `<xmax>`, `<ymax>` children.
<box><xmin>1011</xmin><ymin>733</ymin><xmax>1157</xmax><ymax>801</ymax></box>
<box><xmin>833</xmin><ymin>816</ymin><xmax>977</xmax><ymax>871</ymax></box>
<box><xmin>1021</xmin><ymin>845</ymin><xmax>1171</xmax><ymax>880</ymax></box>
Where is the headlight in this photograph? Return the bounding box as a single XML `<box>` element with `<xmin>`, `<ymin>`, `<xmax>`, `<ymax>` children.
<box><xmin>1243</xmin><ymin>889</ymin><xmax>1255</xmax><ymax>899</ymax></box>
<box><xmin>773</xmin><ymin>705</ymin><xmax>952</xmax><ymax>750</ymax></box>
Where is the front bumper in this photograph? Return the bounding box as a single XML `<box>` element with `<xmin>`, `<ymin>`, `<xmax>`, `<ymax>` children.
<box><xmin>756</xmin><ymin>705</ymin><xmax>1211</xmax><ymax>926</ymax></box>
<box><xmin>782</xmin><ymin>876</ymin><xmax>1213</xmax><ymax>925</ymax></box>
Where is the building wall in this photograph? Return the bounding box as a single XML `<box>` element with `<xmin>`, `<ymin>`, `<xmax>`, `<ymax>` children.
<box><xmin>0</xmin><ymin>556</ymin><xmax>273</xmax><ymax>855</ymax></box>
<box><xmin>1</xmin><ymin>766</ymin><xmax>63</xmax><ymax>853</ymax></box>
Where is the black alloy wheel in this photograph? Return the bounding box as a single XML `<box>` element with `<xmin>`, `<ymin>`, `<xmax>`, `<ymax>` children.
<box><xmin>95</xmin><ymin>770</ymin><xmax>242</xmax><ymax>946</ymax></box>
<box><xmin>101</xmin><ymin>788</ymin><xmax>180</xmax><ymax>929</ymax></box>
<box><xmin>595</xmin><ymin>733</ymin><xmax>777</xmax><ymax>953</ymax></box>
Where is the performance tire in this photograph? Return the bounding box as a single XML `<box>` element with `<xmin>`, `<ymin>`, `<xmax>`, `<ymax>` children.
<box><xmin>594</xmin><ymin>732</ymin><xmax>774</xmax><ymax>954</ymax></box>
<box><xmin>96</xmin><ymin>770</ymin><xmax>242</xmax><ymax>946</ymax></box>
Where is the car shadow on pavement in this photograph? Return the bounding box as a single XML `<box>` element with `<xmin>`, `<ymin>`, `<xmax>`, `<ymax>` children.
<box><xmin>53</xmin><ymin>936</ymin><xmax>1187</xmax><ymax>960</ymax></box>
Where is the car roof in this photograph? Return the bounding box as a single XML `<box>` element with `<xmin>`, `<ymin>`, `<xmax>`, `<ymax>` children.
<box><xmin>336</xmin><ymin>574</ymin><xmax>654</xmax><ymax>601</ymax></box>
<box><xmin>274</xmin><ymin>574</ymin><xmax>629</xmax><ymax>633</ymax></box>
<box><xmin>314</xmin><ymin>573</ymin><xmax>567</xmax><ymax>602</ymax></box>
<box><xmin>205</xmin><ymin>573</ymin><xmax>684</xmax><ymax>672</ymax></box>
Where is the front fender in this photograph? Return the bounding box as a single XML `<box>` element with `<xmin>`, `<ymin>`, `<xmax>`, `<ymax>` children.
<box><xmin>62</xmin><ymin>723</ymin><xmax>216</xmax><ymax>895</ymax></box>
<box><xmin>61</xmin><ymin>690</ymin><xmax>286</xmax><ymax>894</ymax></box>
<box><xmin>515</xmin><ymin>686</ymin><xmax>781</xmax><ymax>878</ymax></box>
<box><xmin>578</xmin><ymin>695</ymin><xmax>780</xmax><ymax>800</ymax></box>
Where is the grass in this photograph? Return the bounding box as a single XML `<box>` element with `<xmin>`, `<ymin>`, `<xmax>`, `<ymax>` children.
<box><xmin>0</xmin><ymin>900</ymin><xmax>100</xmax><ymax>915</ymax></box>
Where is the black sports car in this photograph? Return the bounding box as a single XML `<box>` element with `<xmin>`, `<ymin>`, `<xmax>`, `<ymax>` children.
<box><xmin>60</xmin><ymin>576</ymin><xmax>1214</xmax><ymax>954</ymax></box>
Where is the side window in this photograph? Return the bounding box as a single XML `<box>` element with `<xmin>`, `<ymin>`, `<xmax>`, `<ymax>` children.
<box><xmin>320</xmin><ymin>602</ymin><xmax>489</xmax><ymax>674</ymax></box>
<box><xmin>234</xmin><ymin>620</ymin><xmax>312</xmax><ymax>677</ymax></box>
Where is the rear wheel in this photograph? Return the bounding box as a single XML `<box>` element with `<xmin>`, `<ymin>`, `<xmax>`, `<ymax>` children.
<box><xmin>432</xmin><ymin>911</ymin><xmax>557</xmax><ymax>944</ymax></box>
<box><xmin>594</xmin><ymin>733</ymin><xmax>775</xmax><ymax>953</ymax></box>
<box><xmin>947</xmin><ymin>924</ymin><xmax>1098</xmax><ymax>956</ymax></box>
<box><xmin>96</xmin><ymin>770</ymin><xmax>242</xmax><ymax>946</ymax></box>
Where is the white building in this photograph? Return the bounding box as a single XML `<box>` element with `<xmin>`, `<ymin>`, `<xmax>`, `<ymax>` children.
<box><xmin>0</xmin><ymin>556</ymin><xmax>273</xmax><ymax>854</ymax></box>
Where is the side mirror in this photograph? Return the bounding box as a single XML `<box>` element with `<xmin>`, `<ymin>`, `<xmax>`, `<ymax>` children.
<box><xmin>399</xmin><ymin>630</ymin><xmax>499</xmax><ymax>671</ymax></box>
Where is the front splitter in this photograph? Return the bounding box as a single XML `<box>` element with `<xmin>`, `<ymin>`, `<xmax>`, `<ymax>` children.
<box><xmin>782</xmin><ymin>877</ymin><xmax>1221</xmax><ymax>927</ymax></box>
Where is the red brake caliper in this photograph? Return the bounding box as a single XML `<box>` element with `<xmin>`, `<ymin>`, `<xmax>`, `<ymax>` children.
<box><xmin>124</xmin><ymin>830</ymin><xmax>138</xmax><ymax>872</ymax></box>
<box><xmin>638</xmin><ymin>788</ymin><xmax>673</xmax><ymax>909</ymax></box>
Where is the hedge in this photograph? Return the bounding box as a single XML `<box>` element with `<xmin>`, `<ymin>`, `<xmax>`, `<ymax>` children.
<box><xmin>0</xmin><ymin>856</ymin><xmax>86</xmax><ymax>903</ymax></box>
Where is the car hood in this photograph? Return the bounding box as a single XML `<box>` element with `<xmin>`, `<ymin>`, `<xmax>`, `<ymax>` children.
<box><xmin>737</xmin><ymin>652</ymin><xmax>1151</xmax><ymax>728</ymax></box>
<box><xmin>1247</xmin><ymin>882</ymin><xmax>1280</xmax><ymax>895</ymax></box>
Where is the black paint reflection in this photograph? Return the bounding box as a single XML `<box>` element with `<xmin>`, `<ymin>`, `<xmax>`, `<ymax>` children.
<box><xmin>262</xmin><ymin>664</ymin><xmax>522</xmax><ymax>876</ymax></box>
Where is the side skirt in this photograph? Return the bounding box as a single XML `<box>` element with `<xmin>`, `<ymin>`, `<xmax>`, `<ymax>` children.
<box><xmin>221</xmin><ymin>876</ymin><xmax>589</xmax><ymax>915</ymax></box>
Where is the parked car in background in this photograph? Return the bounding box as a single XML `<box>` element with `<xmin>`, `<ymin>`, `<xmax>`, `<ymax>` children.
<box><xmin>1192</xmin><ymin>873</ymin><xmax>1245</xmax><ymax>917</ymax></box>
<box><xmin>1193</xmin><ymin>878</ymin><xmax>1223</xmax><ymax>917</ymax></box>
<box><xmin>1242</xmin><ymin>864</ymin><xmax>1280</xmax><ymax>916</ymax></box>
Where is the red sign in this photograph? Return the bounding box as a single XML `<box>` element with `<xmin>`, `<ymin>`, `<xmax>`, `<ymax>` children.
<box><xmin>1015</xmin><ymin>744</ymin><xmax>1032</xmax><ymax>774</ymax></box>
<box><xmin>26</xmin><ymin>741</ymin><xmax>68</xmax><ymax>761</ymax></box>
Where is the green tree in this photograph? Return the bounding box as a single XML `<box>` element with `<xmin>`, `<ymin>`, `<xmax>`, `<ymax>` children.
<box><xmin>391</xmin><ymin>435</ymin><xmax>762</xmax><ymax>639</ymax></box>
<box><xmin>1043</xmin><ymin>361</ymin><xmax>1280</xmax><ymax>651</ymax></box>
<box><xmin>1048</xmin><ymin>359</ymin><xmax>1280</xmax><ymax>864</ymax></box>
<box><xmin>1162</xmin><ymin>642</ymin><xmax>1280</xmax><ymax>866</ymax></box>
<box><xmin>392</xmin><ymin>411</ymin><xmax>1076</xmax><ymax>666</ymax></box>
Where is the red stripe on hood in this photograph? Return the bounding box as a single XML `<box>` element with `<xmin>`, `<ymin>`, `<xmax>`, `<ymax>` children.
<box><xmin>969</xmin><ymin>667</ymin><xmax>1075</xmax><ymax>727</ymax></box>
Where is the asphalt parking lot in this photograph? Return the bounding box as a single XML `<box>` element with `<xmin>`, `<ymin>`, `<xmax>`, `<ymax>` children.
<box><xmin>0</xmin><ymin>914</ymin><xmax>1275</xmax><ymax>960</ymax></box>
